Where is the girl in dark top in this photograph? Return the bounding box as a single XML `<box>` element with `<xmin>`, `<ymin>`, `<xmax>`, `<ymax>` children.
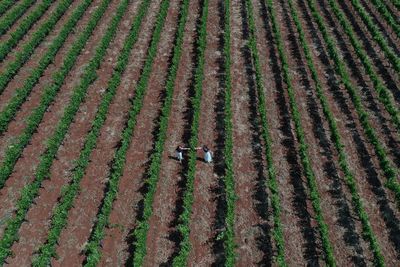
<box><xmin>175</xmin><ymin>145</ymin><xmax>189</xmax><ymax>163</ymax></box>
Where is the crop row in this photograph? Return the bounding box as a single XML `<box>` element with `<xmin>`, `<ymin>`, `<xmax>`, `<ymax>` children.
<box><xmin>0</xmin><ymin>0</ymin><xmax>91</xmax><ymax>135</ymax></box>
<box><xmin>31</xmin><ymin>0</ymin><xmax>152</xmax><ymax>265</ymax></box>
<box><xmin>82</xmin><ymin>0</ymin><xmax>172</xmax><ymax>265</ymax></box>
<box><xmin>221</xmin><ymin>0</ymin><xmax>236</xmax><ymax>265</ymax></box>
<box><xmin>324</xmin><ymin>0</ymin><xmax>400</xmax><ymax>136</ymax></box>
<box><xmin>263</xmin><ymin>0</ymin><xmax>337</xmax><ymax>264</ymax></box>
<box><xmin>348</xmin><ymin>0</ymin><xmax>400</xmax><ymax>72</ymax></box>
<box><xmin>128</xmin><ymin>0</ymin><xmax>189</xmax><ymax>265</ymax></box>
<box><xmin>243</xmin><ymin>0</ymin><xmax>287</xmax><ymax>265</ymax></box>
<box><xmin>0</xmin><ymin>0</ymin><xmax>35</xmax><ymax>36</ymax></box>
<box><xmin>0</xmin><ymin>0</ymin><xmax>56</xmax><ymax>61</ymax></box>
<box><xmin>0</xmin><ymin>0</ymin><xmax>16</xmax><ymax>16</ymax></box>
<box><xmin>0</xmin><ymin>0</ymin><xmax>73</xmax><ymax>94</ymax></box>
<box><xmin>171</xmin><ymin>0</ymin><xmax>208</xmax><ymax>265</ymax></box>
<box><xmin>369</xmin><ymin>0</ymin><xmax>400</xmax><ymax>38</ymax></box>
<box><xmin>0</xmin><ymin>0</ymin><xmax>126</xmax><ymax>263</ymax></box>
<box><xmin>306</xmin><ymin>0</ymin><xmax>400</xmax><ymax>207</ymax></box>
<box><xmin>0</xmin><ymin>0</ymin><xmax>112</xmax><ymax>190</ymax></box>
<box><xmin>286</xmin><ymin>0</ymin><xmax>385</xmax><ymax>265</ymax></box>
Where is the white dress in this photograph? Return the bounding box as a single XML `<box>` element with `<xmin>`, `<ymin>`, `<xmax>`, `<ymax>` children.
<box><xmin>176</xmin><ymin>151</ymin><xmax>183</xmax><ymax>161</ymax></box>
<box><xmin>204</xmin><ymin>151</ymin><xmax>212</xmax><ymax>163</ymax></box>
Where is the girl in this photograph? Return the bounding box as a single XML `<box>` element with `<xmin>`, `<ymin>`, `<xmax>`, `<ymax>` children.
<box><xmin>202</xmin><ymin>145</ymin><xmax>212</xmax><ymax>163</ymax></box>
<box><xmin>175</xmin><ymin>145</ymin><xmax>189</xmax><ymax>163</ymax></box>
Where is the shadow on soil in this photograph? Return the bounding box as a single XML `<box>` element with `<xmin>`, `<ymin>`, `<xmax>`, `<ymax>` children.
<box><xmin>240</xmin><ymin>0</ymin><xmax>274</xmax><ymax>265</ymax></box>
<box><xmin>299</xmin><ymin>0</ymin><xmax>400</xmax><ymax>256</ymax></box>
<box><xmin>280</xmin><ymin>0</ymin><xmax>367</xmax><ymax>265</ymax></box>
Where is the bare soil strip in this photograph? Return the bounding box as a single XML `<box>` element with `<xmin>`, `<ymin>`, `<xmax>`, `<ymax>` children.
<box><xmin>186</xmin><ymin>0</ymin><xmax>226</xmax><ymax>264</ymax></box>
<box><xmin>296</xmin><ymin>0</ymin><xmax>400</xmax><ymax>263</ymax></box>
<box><xmin>143</xmin><ymin>0</ymin><xmax>200</xmax><ymax>265</ymax></box>
<box><xmin>230</xmin><ymin>0</ymin><xmax>274</xmax><ymax>264</ymax></box>
<box><xmin>0</xmin><ymin>0</ymin><xmax>119</xmax><ymax>237</ymax></box>
<box><xmin>2</xmin><ymin>1</ymin><xmax>142</xmax><ymax>266</ymax></box>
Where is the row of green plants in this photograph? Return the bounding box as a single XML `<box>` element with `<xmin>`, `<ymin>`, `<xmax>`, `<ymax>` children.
<box><xmin>262</xmin><ymin>0</ymin><xmax>337</xmax><ymax>264</ymax></box>
<box><xmin>348</xmin><ymin>0</ymin><xmax>400</xmax><ymax>73</ymax></box>
<box><xmin>243</xmin><ymin>0</ymin><xmax>287</xmax><ymax>265</ymax></box>
<box><xmin>286</xmin><ymin>0</ymin><xmax>385</xmax><ymax>265</ymax></box>
<box><xmin>170</xmin><ymin>0</ymin><xmax>208</xmax><ymax>265</ymax></box>
<box><xmin>128</xmin><ymin>0</ymin><xmax>190</xmax><ymax>265</ymax></box>
<box><xmin>0</xmin><ymin>0</ymin><xmax>92</xmax><ymax>134</ymax></box>
<box><xmin>0</xmin><ymin>0</ymin><xmax>126</xmax><ymax>263</ymax></box>
<box><xmin>31</xmin><ymin>0</ymin><xmax>152</xmax><ymax>265</ymax></box>
<box><xmin>306</xmin><ymin>0</ymin><xmax>400</xmax><ymax>207</ymax></box>
<box><xmin>324</xmin><ymin>0</ymin><xmax>400</xmax><ymax>136</ymax></box>
<box><xmin>0</xmin><ymin>0</ymin><xmax>35</xmax><ymax>36</ymax></box>
<box><xmin>0</xmin><ymin>0</ymin><xmax>73</xmax><ymax>93</ymax></box>
<box><xmin>0</xmin><ymin>0</ymin><xmax>112</xmax><ymax>190</ymax></box>
<box><xmin>82</xmin><ymin>0</ymin><xmax>173</xmax><ymax>265</ymax></box>
<box><xmin>0</xmin><ymin>0</ymin><xmax>17</xmax><ymax>17</ymax></box>
<box><xmin>221</xmin><ymin>0</ymin><xmax>236</xmax><ymax>265</ymax></box>
<box><xmin>0</xmin><ymin>0</ymin><xmax>56</xmax><ymax>61</ymax></box>
<box><xmin>369</xmin><ymin>0</ymin><xmax>400</xmax><ymax>38</ymax></box>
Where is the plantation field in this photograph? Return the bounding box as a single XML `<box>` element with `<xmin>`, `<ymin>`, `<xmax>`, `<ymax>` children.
<box><xmin>0</xmin><ymin>0</ymin><xmax>399</xmax><ymax>266</ymax></box>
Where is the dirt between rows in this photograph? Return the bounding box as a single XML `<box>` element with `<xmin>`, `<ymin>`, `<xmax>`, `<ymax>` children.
<box><xmin>230</xmin><ymin>0</ymin><xmax>273</xmax><ymax>265</ymax></box>
<box><xmin>297</xmin><ymin>0</ymin><xmax>400</xmax><ymax>264</ymax></box>
<box><xmin>96</xmin><ymin>0</ymin><xmax>182</xmax><ymax>264</ymax></box>
<box><xmin>3</xmin><ymin>0</ymin><xmax>141</xmax><ymax>265</ymax></box>
<box><xmin>142</xmin><ymin>0</ymin><xmax>200</xmax><ymax>265</ymax></box>
<box><xmin>0</xmin><ymin>0</ymin><xmax>117</xmax><ymax>239</ymax></box>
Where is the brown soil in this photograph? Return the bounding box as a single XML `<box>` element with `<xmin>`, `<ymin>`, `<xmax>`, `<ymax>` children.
<box><xmin>96</xmin><ymin>0</ymin><xmax>181</xmax><ymax>264</ymax></box>
<box><xmin>186</xmin><ymin>0</ymin><xmax>226</xmax><ymax>264</ymax></box>
<box><xmin>230</xmin><ymin>0</ymin><xmax>273</xmax><ymax>264</ymax></box>
<box><xmin>3</xmin><ymin>0</ymin><xmax>141</xmax><ymax>265</ymax></box>
<box><xmin>143</xmin><ymin>0</ymin><xmax>200</xmax><ymax>265</ymax></box>
<box><xmin>0</xmin><ymin>0</ymin><xmax>119</xmax><ymax>238</ymax></box>
<box><xmin>0</xmin><ymin>0</ymin><xmax>84</xmax><ymax>112</ymax></box>
<box><xmin>296</xmin><ymin>0</ymin><xmax>400</xmax><ymax>264</ymax></box>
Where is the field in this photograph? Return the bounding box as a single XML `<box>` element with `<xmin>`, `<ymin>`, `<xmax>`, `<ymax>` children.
<box><xmin>0</xmin><ymin>0</ymin><xmax>399</xmax><ymax>265</ymax></box>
